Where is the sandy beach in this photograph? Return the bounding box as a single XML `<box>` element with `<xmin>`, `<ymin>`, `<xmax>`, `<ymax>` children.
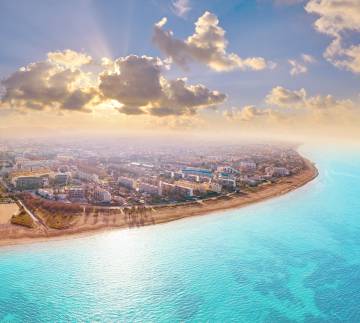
<box><xmin>0</xmin><ymin>203</ymin><xmax>19</xmax><ymax>225</ymax></box>
<box><xmin>0</xmin><ymin>158</ymin><xmax>318</xmax><ymax>248</ymax></box>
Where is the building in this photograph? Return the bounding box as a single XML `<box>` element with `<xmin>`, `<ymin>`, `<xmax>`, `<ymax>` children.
<box><xmin>68</xmin><ymin>187</ymin><xmax>85</xmax><ymax>199</ymax></box>
<box><xmin>218</xmin><ymin>178</ymin><xmax>236</xmax><ymax>190</ymax></box>
<box><xmin>198</xmin><ymin>176</ymin><xmax>211</xmax><ymax>183</ymax></box>
<box><xmin>217</xmin><ymin>166</ymin><xmax>240</xmax><ymax>175</ymax></box>
<box><xmin>182</xmin><ymin>167</ymin><xmax>213</xmax><ymax>178</ymax></box>
<box><xmin>118</xmin><ymin>176</ymin><xmax>135</xmax><ymax>189</ymax></box>
<box><xmin>171</xmin><ymin>172</ymin><xmax>184</xmax><ymax>180</ymax></box>
<box><xmin>239</xmin><ymin>161</ymin><xmax>257</xmax><ymax>171</ymax></box>
<box><xmin>15</xmin><ymin>159</ymin><xmax>55</xmax><ymax>171</ymax></box>
<box><xmin>209</xmin><ymin>182</ymin><xmax>222</xmax><ymax>193</ymax></box>
<box><xmin>54</xmin><ymin>173</ymin><xmax>70</xmax><ymax>186</ymax></box>
<box><xmin>37</xmin><ymin>189</ymin><xmax>54</xmax><ymax>199</ymax></box>
<box><xmin>56</xmin><ymin>193</ymin><xmax>68</xmax><ymax>201</ymax></box>
<box><xmin>75</xmin><ymin>170</ymin><xmax>100</xmax><ymax>183</ymax></box>
<box><xmin>13</xmin><ymin>176</ymin><xmax>44</xmax><ymax>190</ymax></box>
<box><xmin>218</xmin><ymin>172</ymin><xmax>236</xmax><ymax>180</ymax></box>
<box><xmin>175</xmin><ymin>184</ymin><xmax>194</xmax><ymax>197</ymax></box>
<box><xmin>138</xmin><ymin>182</ymin><xmax>159</xmax><ymax>195</ymax></box>
<box><xmin>113</xmin><ymin>195</ymin><xmax>126</xmax><ymax>205</ymax></box>
<box><xmin>184</xmin><ymin>174</ymin><xmax>200</xmax><ymax>182</ymax></box>
<box><xmin>159</xmin><ymin>181</ymin><xmax>193</xmax><ymax>197</ymax></box>
<box><xmin>265</xmin><ymin>167</ymin><xmax>290</xmax><ymax>177</ymax></box>
<box><xmin>94</xmin><ymin>188</ymin><xmax>112</xmax><ymax>203</ymax></box>
<box><xmin>175</xmin><ymin>180</ymin><xmax>208</xmax><ymax>194</ymax></box>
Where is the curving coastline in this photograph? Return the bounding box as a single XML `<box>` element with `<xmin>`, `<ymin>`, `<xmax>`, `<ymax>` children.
<box><xmin>0</xmin><ymin>157</ymin><xmax>318</xmax><ymax>248</ymax></box>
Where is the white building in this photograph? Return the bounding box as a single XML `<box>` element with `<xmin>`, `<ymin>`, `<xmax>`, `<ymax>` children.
<box><xmin>159</xmin><ymin>181</ymin><xmax>193</xmax><ymax>197</ymax></box>
<box><xmin>138</xmin><ymin>182</ymin><xmax>159</xmax><ymax>195</ymax></box>
<box><xmin>265</xmin><ymin>166</ymin><xmax>290</xmax><ymax>177</ymax></box>
<box><xmin>217</xmin><ymin>166</ymin><xmax>240</xmax><ymax>175</ymax></box>
<box><xmin>76</xmin><ymin>171</ymin><xmax>100</xmax><ymax>183</ymax></box>
<box><xmin>239</xmin><ymin>161</ymin><xmax>257</xmax><ymax>171</ymax></box>
<box><xmin>37</xmin><ymin>189</ymin><xmax>54</xmax><ymax>199</ymax></box>
<box><xmin>94</xmin><ymin>188</ymin><xmax>112</xmax><ymax>203</ymax></box>
<box><xmin>209</xmin><ymin>182</ymin><xmax>222</xmax><ymax>193</ymax></box>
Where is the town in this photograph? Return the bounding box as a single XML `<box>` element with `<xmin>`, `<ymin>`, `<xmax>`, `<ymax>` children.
<box><xmin>0</xmin><ymin>137</ymin><xmax>317</xmax><ymax>239</ymax></box>
<box><xmin>0</xmin><ymin>139</ymin><xmax>305</xmax><ymax>208</ymax></box>
<box><xmin>0</xmin><ymin>138</ymin><xmax>304</xmax><ymax>211</ymax></box>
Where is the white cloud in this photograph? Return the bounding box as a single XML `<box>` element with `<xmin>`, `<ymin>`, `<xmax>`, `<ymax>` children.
<box><xmin>301</xmin><ymin>53</ymin><xmax>316</xmax><ymax>63</ymax></box>
<box><xmin>289</xmin><ymin>59</ymin><xmax>308</xmax><ymax>75</ymax></box>
<box><xmin>224</xmin><ymin>105</ymin><xmax>274</xmax><ymax>122</ymax></box>
<box><xmin>305</xmin><ymin>0</ymin><xmax>360</xmax><ymax>74</ymax></box>
<box><xmin>266</xmin><ymin>86</ymin><xmax>306</xmax><ymax>107</ymax></box>
<box><xmin>153</xmin><ymin>11</ymin><xmax>274</xmax><ymax>72</ymax></box>
<box><xmin>47</xmin><ymin>49</ymin><xmax>92</xmax><ymax>68</ymax></box>
<box><xmin>288</xmin><ymin>53</ymin><xmax>315</xmax><ymax>75</ymax></box>
<box><xmin>265</xmin><ymin>86</ymin><xmax>354</xmax><ymax>112</ymax></box>
<box><xmin>172</xmin><ymin>0</ymin><xmax>191</xmax><ymax>18</ymax></box>
<box><xmin>222</xmin><ymin>86</ymin><xmax>358</xmax><ymax>133</ymax></box>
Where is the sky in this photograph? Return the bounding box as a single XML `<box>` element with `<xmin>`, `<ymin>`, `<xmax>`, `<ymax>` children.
<box><xmin>0</xmin><ymin>0</ymin><xmax>359</xmax><ymax>141</ymax></box>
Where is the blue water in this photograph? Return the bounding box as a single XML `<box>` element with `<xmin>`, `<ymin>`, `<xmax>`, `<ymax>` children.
<box><xmin>1</xmin><ymin>146</ymin><xmax>360</xmax><ymax>322</ymax></box>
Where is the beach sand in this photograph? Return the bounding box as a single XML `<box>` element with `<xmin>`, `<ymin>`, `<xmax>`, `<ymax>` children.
<box><xmin>0</xmin><ymin>203</ymin><xmax>19</xmax><ymax>225</ymax></box>
<box><xmin>0</xmin><ymin>158</ymin><xmax>318</xmax><ymax>248</ymax></box>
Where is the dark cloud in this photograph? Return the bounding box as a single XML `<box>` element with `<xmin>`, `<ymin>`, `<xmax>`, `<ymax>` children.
<box><xmin>99</xmin><ymin>55</ymin><xmax>164</xmax><ymax>109</ymax></box>
<box><xmin>1</xmin><ymin>51</ymin><xmax>226</xmax><ymax>117</ymax></box>
<box><xmin>99</xmin><ymin>55</ymin><xmax>226</xmax><ymax>116</ymax></box>
<box><xmin>0</xmin><ymin>54</ymin><xmax>97</xmax><ymax>112</ymax></box>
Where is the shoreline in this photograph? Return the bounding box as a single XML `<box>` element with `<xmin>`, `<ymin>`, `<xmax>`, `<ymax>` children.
<box><xmin>0</xmin><ymin>158</ymin><xmax>318</xmax><ymax>248</ymax></box>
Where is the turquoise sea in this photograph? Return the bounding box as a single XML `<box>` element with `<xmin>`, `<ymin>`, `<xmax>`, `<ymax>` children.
<box><xmin>1</xmin><ymin>146</ymin><xmax>360</xmax><ymax>322</ymax></box>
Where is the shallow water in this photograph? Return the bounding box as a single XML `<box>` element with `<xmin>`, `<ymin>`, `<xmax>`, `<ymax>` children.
<box><xmin>1</xmin><ymin>146</ymin><xmax>360</xmax><ymax>322</ymax></box>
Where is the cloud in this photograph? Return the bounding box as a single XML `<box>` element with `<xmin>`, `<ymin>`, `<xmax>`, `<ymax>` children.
<box><xmin>224</xmin><ymin>105</ymin><xmax>275</xmax><ymax>122</ymax></box>
<box><xmin>305</xmin><ymin>93</ymin><xmax>354</xmax><ymax>111</ymax></box>
<box><xmin>305</xmin><ymin>0</ymin><xmax>360</xmax><ymax>74</ymax></box>
<box><xmin>99</xmin><ymin>55</ymin><xmax>164</xmax><ymax>113</ymax></box>
<box><xmin>288</xmin><ymin>53</ymin><xmax>315</xmax><ymax>75</ymax></box>
<box><xmin>0</xmin><ymin>53</ymin><xmax>98</xmax><ymax>113</ymax></box>
<box><xmin>99</xmin><ymin>55</ymin><xmax>226</xmax><ymax>116</ymax></box>
<box><xmin>172</xmin><ymin>0</ymin><xmax>191</xmax><ymax>18</ymax></box>
<box><xmin>47</xmin><ymin>49</ymin><xmax>92</xmax><ymax>67</ymax></box>
<box><xmin>1</xmin><ymin>50</ymin><xmax>226</xmax><ymax>117</ymax></box>
<box><xmin>302</xmin><ymin>53</ymin><xmax>316</xmax><ymax>63</ymax></box>
<box><xmin>221</xmin><ymin>86</ymin><xmax>359</xmax><ymax>137</ymax></box>
<box><xmin>288</xmin><ymin>60</ymin><xmax>307</xmax><ymax>75</ymax></box>
<box><xmin>153</xmin><ymin>11</ymin><xmax>274</xmax><ymax>72</ymax></box>
<box><xmin>265</xmin><ymin>86</ymin><xmax>354</xmax><ymax>113</ymax></box>
<box><xmin>266</xmin><ymin>86</ymin><xmax>306</xmax><ymax>107</ymax></box>
<box><xmin>61</xmin><ymin>89</ymin><xmax>97</xmax><ymax>111</ymax></box>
